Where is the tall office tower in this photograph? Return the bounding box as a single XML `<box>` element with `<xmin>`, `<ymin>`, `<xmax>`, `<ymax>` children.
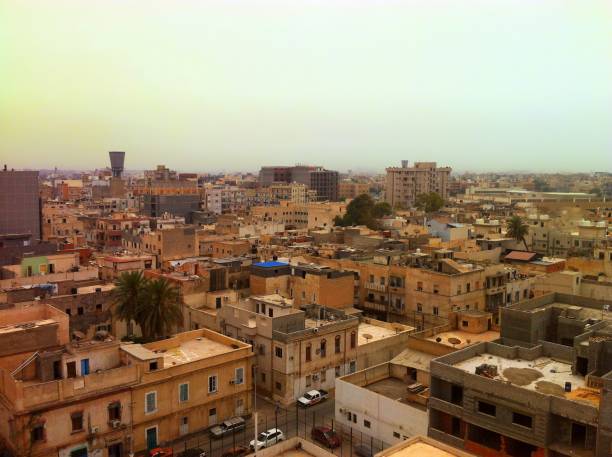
<box><xmin>385</xmin><ymin>161</ymin><xmax>451</xmax><ymax>209</ymax></box>
<box><xmin>0</xmin><ymin>167</ymin><xmax>41</xmax><ymax>247</ymax></box>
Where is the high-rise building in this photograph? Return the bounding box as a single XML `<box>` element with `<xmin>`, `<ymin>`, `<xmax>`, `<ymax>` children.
<box><xmin>0</xmin><ymin>167</ymin><xmax>41</xmax><ymax>247</ymax></box>
<box><xmin>385</xmin><ymin>161</ymin><xmax>451</xmax><ymax>208</ymax></box>
<box><xmin>258</xmin><ymin>165</ymin><xmax>339</xmax><ymax>201</ymax></box>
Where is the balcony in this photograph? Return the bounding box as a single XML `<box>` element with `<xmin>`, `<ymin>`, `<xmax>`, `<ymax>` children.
<box><xmin>364</xmin><ymin>282</ymin><xmax>387</xmax><ymax>293</ymax></box>
<box><xmin>362</xmin><ymin>300</ymin><xmax>388</xmax><ymax>312</ymax></box>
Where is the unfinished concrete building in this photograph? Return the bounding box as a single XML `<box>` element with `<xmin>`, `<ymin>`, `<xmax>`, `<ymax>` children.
<box><xmin>428</xmin><ymin>293</ymin><xmax>612</xmax><ymax>457</ymax></box>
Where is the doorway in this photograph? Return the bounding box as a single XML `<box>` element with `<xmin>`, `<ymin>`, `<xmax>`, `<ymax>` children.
<box><xmin>146</xmin><ymin>426</ymin><xmax>158</xmax><ymax>450</ymax></box>
<box><xmin>108</xmin><ymin>443</ymin><xmax>123</xmax><ymax>457</ymax></box>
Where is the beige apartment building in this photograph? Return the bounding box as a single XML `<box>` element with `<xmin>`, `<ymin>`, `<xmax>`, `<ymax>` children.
<box><xmin>250</xmin><ymin>201</ymin><xmax>346</xmax><ymax>229</ymax></box>
<box><xmin>218</xmin><ymin>296</ymin><xmax>414</xmax><ymax>406</ymax></box>
<box><xmin>250</xmin><ymin>261</ymin><xmax>356</xmax><ymax>310</ymax></box>
<box><xmin>0</xmin><ymin>303</ymin><xmax>253</xmax><ymax>457</ymax></box>
<box><xmin>385</xmin><ymin>161</ymin><xmax>451</xmax><ymax>209</ymax></box>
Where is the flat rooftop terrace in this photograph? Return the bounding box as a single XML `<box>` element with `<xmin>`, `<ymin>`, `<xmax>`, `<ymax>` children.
<box><xmin>426</xmin><ymin>330</ymin><xmax>499</xmax><ymax>349</ymax></box>
<box><xmin>358</xmin><ymin>322</ymin><xmax>414</xmax><ymax>345</ymax></box>
<box><xmin>157</xmin><ymin>337</ymin><xmax>234</xmax><ymax>366</ymax></box>
<box><xmin>453</xmin><ymin>353</ymin><xmax>599</xmax><ymax>406</ymax></box>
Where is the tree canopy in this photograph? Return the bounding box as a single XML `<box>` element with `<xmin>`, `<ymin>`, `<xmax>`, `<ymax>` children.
<box><xmin>415</xmin><ymin>192</ymin><xmax>444</xmax><ymax>213</ymax></box>
<box><xmin>113</xmin><ymin>273</ymin><xmax>182</xmax><ymax>341</ymax></box>
<box><xmin>334</xmin><ymin>194</ymin><xmax>392</xmax><ymax>230</ymax></box>
<box><xmin>506</xmin><ymin>215</ymin><xmax>530</xmax><ymax>250</ymax></box>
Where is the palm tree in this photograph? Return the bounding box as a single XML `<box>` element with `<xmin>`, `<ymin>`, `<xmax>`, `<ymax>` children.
<box><xmin>140</xmin><ymin>278</ymin><xmax>182</xmax><ymax>340</ymax></box>
<box><xmin>506</xmin><ymin>216</ymin><xmax>529</xmax><ymax>250</ymax></box>
<box><xmin>113</xmin><ymin>271</ymin><xmax>148</xmax><ymax>333</ymax></box>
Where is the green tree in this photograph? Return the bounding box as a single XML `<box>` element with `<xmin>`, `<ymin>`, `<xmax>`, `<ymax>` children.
<box><xmin>113</xmin><ymin>271</ymin><xmax>147</xmax><ymax>333</ymax></box>
<box><xmin>533</xmin><ymin>177</ymin><xmax>551</xmax><ymax>192</ymax></box>
<box><xmin>334</xmin><ymin>194</ymin><xmax>391</xmax><ymax>230</ymax></box>
<box><xmin>415</xmin><ymin>192</ymin><xmax>444</xmax><ymax>213</ymax></box>
<box><xmin>506</xmin><ymin>216</ymin><xmax>530</xmax><ymax>251</ymax></box>
<box><xmin>589</xmin><ymin>187</ymin><xmax>602</xmax><ymax>197</ymax></box>
<box><xmin>139</xmin><ymin>278</ymin><xmax>182</xmax><ymax>340</ymax></box>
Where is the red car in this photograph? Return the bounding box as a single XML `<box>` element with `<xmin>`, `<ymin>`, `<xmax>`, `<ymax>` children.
<box><xmin>311</xmin><ymin>426</ymin><xmax>341</xmax><ymax>448</ymax></box>
<box><xmin>150</xmin><ymin>448</ymin><xmax>173</xmax><ymax>457</ymax></box>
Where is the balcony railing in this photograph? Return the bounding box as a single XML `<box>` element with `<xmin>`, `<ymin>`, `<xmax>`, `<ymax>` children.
<box><xmin>364</xmin><ymin>282</ymin><xmax>387</xmax><ymax>293</ymax></box>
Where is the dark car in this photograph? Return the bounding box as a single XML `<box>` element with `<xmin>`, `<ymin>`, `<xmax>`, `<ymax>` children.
<box><xmin>221</xmin><ymin>446</ymin><xmax>249</xmax><ymax>457</ymax></box>
<box><xmin>178</xmin><ymin>450</ymin><xmax>206</xmax><ymax>457</ymax></box>
<box><xmin>209</xmin><ymin>417</ymin><xmax>246</xmax><ymax>439</ymax></box>
<box><xmin>311</xmin><ymin>426</ymin><xmax>341</xmax><ymax>448</ymax></box>
<box><xmin>354</xmin><ymin>444</ymin><xmax>374</xmax><ymax>457</ymax></box>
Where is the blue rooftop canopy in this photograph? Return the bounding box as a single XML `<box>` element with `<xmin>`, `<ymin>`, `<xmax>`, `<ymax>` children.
<box><xmin>253</xmin><ymin>261</ymin><xmax>289</xmax><ymax>268</ymax></box>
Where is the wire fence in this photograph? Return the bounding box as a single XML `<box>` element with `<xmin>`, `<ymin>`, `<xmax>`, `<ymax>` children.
<box><xmin>161</xmin><ymin>403</ymin><xmax>390</xmax><ymax>457</ymax></box>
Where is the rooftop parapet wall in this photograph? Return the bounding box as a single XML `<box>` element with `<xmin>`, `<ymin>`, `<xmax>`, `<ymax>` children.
<box><xmin>1</xmin><ymin>364</ymin><xmax>140</xmax><ymax>411</ymax></box>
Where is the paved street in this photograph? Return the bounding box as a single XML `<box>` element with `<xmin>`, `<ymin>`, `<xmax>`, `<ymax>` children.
<box><xmin>166</xmin><ymin>392</ymin><xmax>375</xmax><ymax>457</ymax></box>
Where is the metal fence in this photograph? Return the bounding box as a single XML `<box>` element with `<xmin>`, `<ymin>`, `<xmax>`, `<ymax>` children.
<box><xmin>166</xmin><ymin>404</ymin><xmax>390</xmax><ymax>457</ymax></box>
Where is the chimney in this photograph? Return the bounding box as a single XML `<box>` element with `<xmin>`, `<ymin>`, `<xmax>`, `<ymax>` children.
<box><xmin>401</xmin><ymin>160</ymin><xmax>409</xmax><ymax>168</ymax></box>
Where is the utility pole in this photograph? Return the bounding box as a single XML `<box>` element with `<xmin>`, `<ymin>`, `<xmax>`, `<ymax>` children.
<box><xmin>253</xmin><ymin>365</ymin><xmax>258</xmax><ymax>456</ymax></box>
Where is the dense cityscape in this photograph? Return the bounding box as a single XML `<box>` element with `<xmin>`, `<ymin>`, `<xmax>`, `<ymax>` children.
<box><xmin>0</xmin><ymin>155</ymin><xmax>610</xmax><ymax>457</ymax></box>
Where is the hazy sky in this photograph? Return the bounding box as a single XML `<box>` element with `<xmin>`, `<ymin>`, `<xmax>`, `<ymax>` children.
<box><xmin>1</xmin><ymin>0</ymin><xmax>611</xmax><ymax>173</ymax></box>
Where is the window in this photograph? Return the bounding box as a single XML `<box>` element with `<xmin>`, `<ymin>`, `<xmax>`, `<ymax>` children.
<box><xmin>261</xmin><ymin>372</ymin><xmax>266</xmax><ymax>382</ymax></box>
<box><xmin>179</xmin><ymin>383</ymin><xmax>189</xmax><ymax>402</ymax></box>
<box><xmin>31</xmin><ymin>424</ymin><xmax>45</xmax><ymax>443</ymax></box>
<box><xmin>65</xmin><ymin>308</ymin><xmax>71</xmax><ymax>316</ymax></box>
<box><xmin>477</xmin><ymin>401</ymin><xmax>496</xmax><ymax>417</ymax></box>
<box><xmin>433</xmin><ymin>285</ymin><xmax>439</xmax><ymax>294</ymax></box>
<box><xmin>335</xmin><ymin>335</ymin><xmax>341</xmax><ymax>354</ymax></box>
<box><xmin>512</xmin><ymin>412</ymin><xmax>533</xmax><ymax>428</ymax></box>
<box><xmin>275</xmin><ymin>347</ymin><xmax>283</xmax><ymax>358</ymax></box>
<box><xmin>208</xmin><ymin>375</ymin><xmax>218</xmax><ymax>393</ymax></box>
<box><xmin>306</xmin><ymin>375</ymin><xmax>311</xmax><ymax>387</ymax></box>
<box><xmin>77</xmin><ymin>307</ymin><xmax>84</xmax><ymax>315</ymax></box>
<box><xmin>364</xmin><ymin>420</ymin><xmax>371</xmax><ymax>428</ymax></box>
<box><xmin>417</xmin><ymin>303</ymin><xmax>423</xmax><ymax>313</ymax></box>
<box><xmin>235</xmin><ymin>367</ymin><xmax>244</xmax><ymax>385</ymax></box>
<box><xmin>393</xmin><ymin>431</ymin><xmax>401</xmax><ymax>439</ymax></box>
<box><xmin>350</xmin><ymin>331</ymin><xmax>356</xmax><ymax>349</ymax></box>
<box><xmin>417</xmin><ymin>281</ymin><xmax>423</xmax><ymax>291</ymax></box>
<box><xmin>145</xmin><ymin>392</ymin><xmax>157</xmax><ymax>413</ymax></box>
<box><xmin>275</xmin><ymin>381</ymin><xmax>282</xmax><ymax>391</ymax></box>
<box><xmin>320</xmin><ymin>339</ymin><xmax>327</xmax><ymax>357</ymax></box>
<box><xmin>305</xmin><ymin>344</ymin><xmax>312</xmax><ymax>362</ymax></box>
<box><xmin>466</xmin><ymin>283</ymin><xmax>471</xmax><ymax>292</ymax></box>
<box><xmin>149</xmin><ymin>361</ymin><xmax>158</xmax><ymax>371</ymax></box>
<box><xmin>95</xmin><ymin>304</ymin><xmax>102</xmax><ymax>312</ymax></box>
<box><xmin>349</xmin><ymin>360</ymin><xmax>356</xmax><ymax>373</ymax></box>
<box><xmin>268</xmin><ymin>308</ymin><xmax>273</xmax><ymax>317</ymax></box>
<box><xmin>71</xmin><ymin>412</ymin><xmax>84</xmax><ymax>432</ymax></box>
<box><xmin>321</xmin><ymin>370</ymin><xmax>326</xmax><ymax>382</ymax></box>
<box><xmin>67</xmin><ymin>361</ymin><xmax>77</xmax><ymax>378</ymax></box>
<box><xmin>433</xmin><ymin>306</ymin><xmax>439</xmax><ymax>316</ymax></box>
<box><xmin>457</xmin><ymin>285</ymin><xmax>461</xmax><ymax>294</ymax></box>
<box><xmin>108</xmin><ymin>402</ymin><xmax>121</xmax><ymax>421</ymax></box>
<box><xmin>462</xmin><ymin>320</ymin><xmax>468</xmax><ymax>327</ymax></box>
<box><xmin>335</xmin><ymin>366</ymin><xmax>341</xmax><ymax>377</ymax></box>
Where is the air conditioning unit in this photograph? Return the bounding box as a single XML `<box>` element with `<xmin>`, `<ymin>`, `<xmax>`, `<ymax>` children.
<box><xmin>229</xmin><ymin>379</ymin><xmax>235</xmax><ymax>385</ymax></box>
<box><xmin>110</xmin><ymin>420</ymin><xmax>121</xmax><ymax>429</ymax></box>
<box><xmin>90</xmin><ymin>426</ymin><xmax>100</xmax><ymax>434</ymax></box>
<box><xmin>312</xmin><ymin>374</ymin><xmax>319</xmax><ymax>381</ymax></box>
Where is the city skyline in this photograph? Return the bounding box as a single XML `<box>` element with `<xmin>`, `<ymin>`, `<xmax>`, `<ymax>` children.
<box><xmin>2</xmin><ymin>0</ymin><xmax>611</xmax><ymax>173</ymax></box>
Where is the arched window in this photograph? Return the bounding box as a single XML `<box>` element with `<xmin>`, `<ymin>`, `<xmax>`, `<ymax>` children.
<box><xmin>350</xmin><ymin>331</ymin><xmax>357</xmax><ymax>349</ymax></box>
<box><xmin>335</xmin><ymin>335</ymin><xmax>341</xmax><ymax>354</ymax></box>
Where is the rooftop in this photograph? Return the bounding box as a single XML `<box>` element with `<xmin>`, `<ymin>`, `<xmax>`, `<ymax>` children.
<box><xmin>157</xmin><ymin>337</ymin><xmax>232</xmax><ymax>366</ymax></box>
<box><xmin>427</xmin><ymin>330</ymin><xmax>500</xmax><ymax>349</ymax></box>
<box><xmin>375</xmin><ymin>435</ymin><xmax>476</xmax><ymax>457</ymax></box>
<box><xmin>358</xmin><ymin>321</ymin><xmax>413</xmax><ymax>345</ymax></box>
<box><xmin>454</xmin><ymin>353</ymin><xmax>599</xmax><ymax>406</ymax></box>
<box><xmin>254</xmin><ymin>261</ymin><xmax>289</xmax><ymax>268</ymax></box>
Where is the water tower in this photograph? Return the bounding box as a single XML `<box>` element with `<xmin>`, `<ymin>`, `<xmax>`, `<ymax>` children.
<box><xmin>109</xmin><ymin>151</ymin><xmax>125</xmax><ymax>178</ymax></box>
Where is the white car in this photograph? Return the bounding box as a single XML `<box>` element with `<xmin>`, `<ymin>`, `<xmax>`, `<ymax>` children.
<box><xmin>249</xmin><ymin>428</ymin><xmax>285</xmax><ymax>450</ymax></box>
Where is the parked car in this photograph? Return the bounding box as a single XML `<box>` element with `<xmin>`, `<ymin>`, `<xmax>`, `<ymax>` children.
<box><xmin>354</xmin><ymin>444</ymin><xmax>374</xmax><ymax>457</ymax></box>
<box><xmin>249</xmin><ymin>428</ymin><xmax>285</xmax><ymax>450</ymax></box>
<box><xmin>209</xmin><ymin>416</ymin><xmax>246</xmax><ymax>439</ymax></box>
<box><xmin>221</xmin><ymin>446</ymin><xmax>249</xmax><ymax>457</ymax></box>
<box><xmin>311</xmin><ymin>426</ymin><xmax>341</xmax><ymax>448</ymax></box>
<box><xmin>178</xmin><ymin>450</ymin><xmax>206</xmax><ymax>457</ymax></box>
<box><xmin>297</xmin><ymin>389</ymin><xmax>328</xmax><ymax>407</ymax></box>
<box><xmin>150</xmin><ymin>448</ymin><xmax>173</xmax><ymax>457</ymax></box>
